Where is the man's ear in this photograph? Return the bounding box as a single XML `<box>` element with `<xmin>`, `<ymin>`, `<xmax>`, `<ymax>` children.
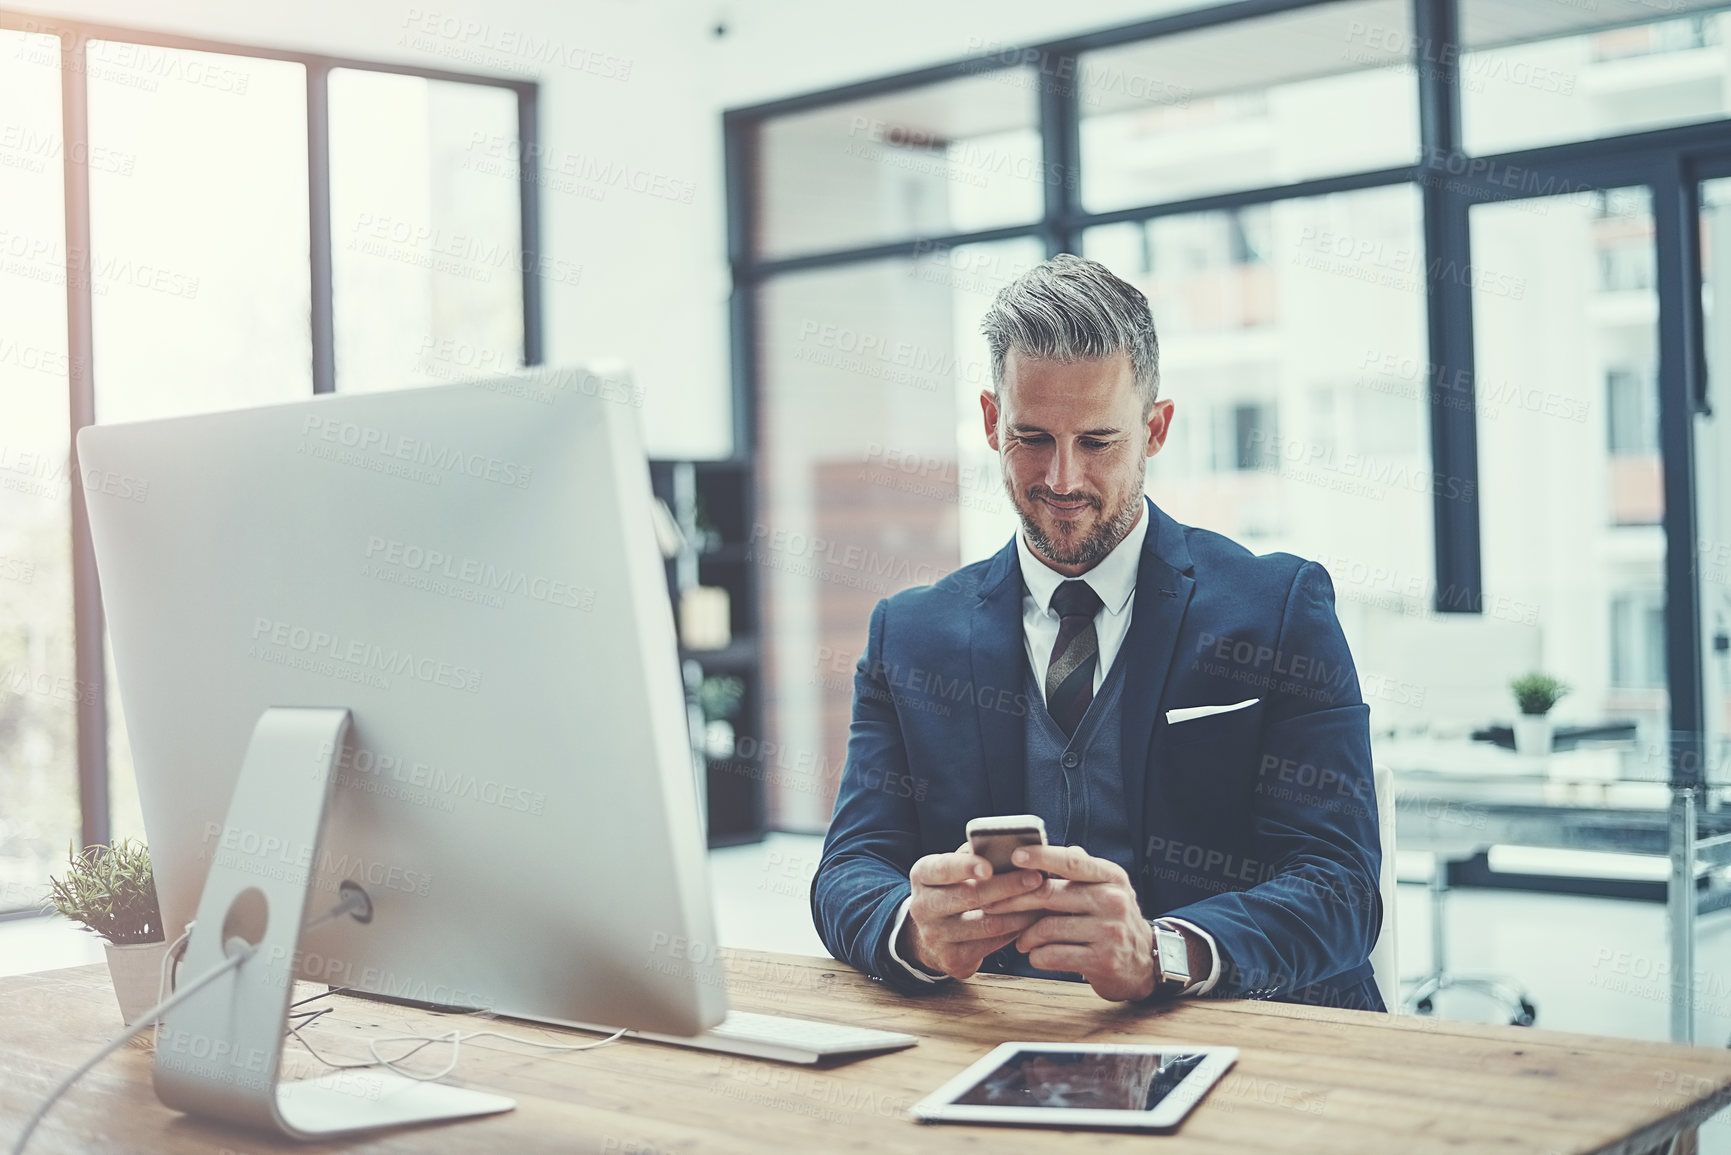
<box><xmin>1144</xmin><ymin>398</ymin><xmax>1175</xmax><ymax>459</ymax></box>
<box><xmin>981</xmin><ymin>390</ymin><xmax>1002</xmax><ymax>451</ymax></box>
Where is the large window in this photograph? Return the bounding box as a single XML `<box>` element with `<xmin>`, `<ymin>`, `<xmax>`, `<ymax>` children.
<box><xmin>0</xmin><ymin>28</ymin><xmax>76</xmax><ymax>912</ymax></box>
<box><xmin>1472</xmin><ymin>186</ymin><xmax>1666</xmax><ymax>755</ymax></box>
<box><xmin>730</xmin><ymin>0</ymin><xmax>1731</xmax><ymax>824</ymax></box>
<box><xmin>0</xmin><ymin>13</ymin><xmax>538</xmax><ymax>913</ymax></box>
<box><xmin>86</xmin><ymin>45</ymin><xmax>313</xmax><ymax>423</ymax></box>
<box><xmin>755</xmin><ymin>72</ymin><xmax>1043</xmax><ymax>260</ymax></box>
<box><xmin>1089</xmin><ymin>189</ymin><xmax>1428</xmax><ymax>575</ymax></box>
<box><xmin>1078</xmin><ymin>0</ymin><xmax>1419</xmax><ymax>211</ymax></box>
<box><xmin>753</xmin><ymin>239</ymin><xmax>1042</xmax><ymax>827</ymax></box>
<box><xmin>1459</xmin><ymin>1</ymin><xmax>1731</xmax><ymax>156</ymax></box>
<box><xmin>329</xmin><ymin>69</ymin><xmax>526</xmax><ymax>391</ymax></box>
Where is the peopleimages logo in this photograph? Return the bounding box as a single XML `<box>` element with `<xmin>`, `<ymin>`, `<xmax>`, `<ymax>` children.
<box><xmin>200</xmin><ymin>822</ymin><xmax>433</xmax><ymax>897</ymax></box>
<box><xmin>248</xmin><ymin>617</ymin><xmax>483</xmax><ymax>694</ymax></box>
<box><xmin>0</xmin><ymin>442</ymin><xmax>71</xmax><ymax>500</ymax></box>
<box><xmin>318</xmin><ymin>739</ymin><xmax>548</xmax><ymax>816</ymax></box>
<box><xmin>0</xmin><ymin>664</ymin><xmax>97</xmax><ymax>707</ymax></box>
<box><xmin>0</xmin><ymin>228</ymin><xmax>201</xmax><ymax>299</ymax></box>
<box><xmin>363</xmin><ymin>534</ymin><xmax>596</xmax><ymax>611</ymax></box>
<box><xmin>298</xmin><ymin>415</ymin><xmax>534</xmax><ymax>489</ymax></box>
<box><xmin>397</xmin><ymin>8</ymin><xmax>633</xmax><ymax>81</ymax></box>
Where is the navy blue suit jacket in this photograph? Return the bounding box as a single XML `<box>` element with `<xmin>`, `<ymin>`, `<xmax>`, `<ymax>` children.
<box><xmin>810</xmin><ymin>499</ymin><xmax>1385</xmax><ymax>1011</ymax></box>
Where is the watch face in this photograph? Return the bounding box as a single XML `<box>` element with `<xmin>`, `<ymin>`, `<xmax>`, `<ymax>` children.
<box><xmin>1157</xmin><ymin>934</ymin><xmax>1188</xmax><ymax>978</ymax></box>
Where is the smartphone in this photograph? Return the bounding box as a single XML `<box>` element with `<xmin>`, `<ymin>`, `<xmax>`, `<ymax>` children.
<box><xmin>964</xmin><ymin>814</ymin><xmax>1049</xmax><ymax>874</ymax></box>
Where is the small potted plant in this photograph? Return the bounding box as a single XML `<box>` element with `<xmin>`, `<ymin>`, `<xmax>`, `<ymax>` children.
<box><xmin>1510</xmin><ymin>673</ymin><xmax>1569</xmax><ymax>757</ymax></box>
<box><xmin>699</xmin><ymin>674</ymin><xmax>746</xmax><ymax>759</ymax></box>
<box><xmin>46</xmin><ymin>839</ymin><xmax>168</xmax><ymax>1024</ymax></box>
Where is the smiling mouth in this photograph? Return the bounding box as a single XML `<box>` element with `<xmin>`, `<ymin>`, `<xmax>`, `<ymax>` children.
<box><xmin>1033</xmin><ymin>491</ymin><xmax>1097</xmax><ymax>515</ymax></box>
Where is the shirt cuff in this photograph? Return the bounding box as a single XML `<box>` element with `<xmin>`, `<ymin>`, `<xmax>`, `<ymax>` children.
<box><xmin>887</xmin><ymin>896</ymin><xmax>950</xmax><ymax>984</ymax></box>
<box><xmin>1161</xmin><ymin>918</ymin><xmax>1221</xmax><ymax>996</ymax></box>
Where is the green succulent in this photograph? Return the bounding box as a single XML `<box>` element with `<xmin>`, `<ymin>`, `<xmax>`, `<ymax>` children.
<box><xmin>1511</xmin><ymin>673</ymin><xmax>1569</xmax><ymax>717</ymax></box>
<box><xmin>699</xmin><ymin>675</ymin><xmax>746</xmax><ymax>722</ymax></box>
<box><xmin>45</xmin><ymin>838</ymin><xmax>164</xmax><ymax>945</ymax></box>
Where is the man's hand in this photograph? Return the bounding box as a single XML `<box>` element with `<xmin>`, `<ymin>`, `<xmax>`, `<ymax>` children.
<box><xmin>980</xmin><ymin>843</ymin><xmax>1156</xmax><ymax>1002</ymax></box>
<box><xmin>900</xmin><ymin>842</ymin><xmax>1047</xmax><ymax>980</ymax></box>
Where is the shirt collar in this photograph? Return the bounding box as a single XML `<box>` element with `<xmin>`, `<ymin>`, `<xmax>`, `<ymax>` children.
<box><xmin>1015</xmin><ymin>497</ymin><xmax>1149</xmax><ymax>618</ymax></box>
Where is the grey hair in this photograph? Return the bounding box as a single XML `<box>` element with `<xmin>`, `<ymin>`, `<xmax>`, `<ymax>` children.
<box><xmin>979</xmin><ymin>253</ymin><xmax>1160</xmax><ymax>413</ymax></box>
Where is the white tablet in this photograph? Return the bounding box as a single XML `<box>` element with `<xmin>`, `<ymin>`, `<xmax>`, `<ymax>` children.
<box><xmin>911</xmin><ymin>1042</ymin><xmax>1237</xmax><ymax>1131</ymax></box>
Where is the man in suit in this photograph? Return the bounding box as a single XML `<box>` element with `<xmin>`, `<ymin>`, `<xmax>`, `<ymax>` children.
<box><xmin>810</xmin><ymin>254</ymin><xmax>1384</xmax><ymax>1011</ymax></box>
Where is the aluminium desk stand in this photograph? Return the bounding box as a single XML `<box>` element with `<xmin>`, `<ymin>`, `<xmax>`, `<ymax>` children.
<box><xmin>152</xmin><ymin>707</ymin><xmax>514</xmax><ymax>1140</ymax></box>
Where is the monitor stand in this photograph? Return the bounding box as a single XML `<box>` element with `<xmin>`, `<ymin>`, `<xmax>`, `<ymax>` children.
<box><xmin>152</xmin><ymin>707</ymin><xmax>515</xmax><ymax>1139</ymax></box>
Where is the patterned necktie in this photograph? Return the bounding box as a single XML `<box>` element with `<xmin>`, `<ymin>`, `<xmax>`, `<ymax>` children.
<box><xmin>1045</xmin><ymin>580</ymin><xmax>1104</xmax><ymax>738</ymax></box>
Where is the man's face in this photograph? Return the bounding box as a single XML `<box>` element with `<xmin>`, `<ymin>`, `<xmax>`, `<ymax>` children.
<box><xmin>982</xmin><ymin>349</ymin><xmax>1173</xmax><ymax>577</ymax></box>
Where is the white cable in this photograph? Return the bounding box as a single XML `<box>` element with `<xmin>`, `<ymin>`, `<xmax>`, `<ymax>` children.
<box><xmin>286</xmin><ymin>1013</ymin><xmax>627</xmax><ymax>1083</ymax></box>
<box><xmin>283</xmin><ymin>987</ymin><xmax>629</xmax><ymax>1082</ymax></box>
<box><xmin>150</xmin><ymin>924</ymin><xmax>194</xmax><ymax>1052</ymax></box>
<box><xmin>9</xmin><ymin>940</ymin><xmax>255</xmax><ymax>1155</ymax></box>
<box><xmin>360</xmin><ymin>1026</ymin><xmax>628</xmax><ymax>1082</ymax></box>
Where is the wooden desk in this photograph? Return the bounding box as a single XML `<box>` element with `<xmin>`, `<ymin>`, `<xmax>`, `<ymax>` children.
<box><xmin>4</xmin><ymin>950</ymin><xmax>1730</xmax><ymax>1154</ymax></box>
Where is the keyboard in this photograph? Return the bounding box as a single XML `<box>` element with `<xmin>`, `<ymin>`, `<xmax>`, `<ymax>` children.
<box><xmin>628</xmin><ymin>1010</ymin><xmax>918</xmax><ymax>1065</ymax></box>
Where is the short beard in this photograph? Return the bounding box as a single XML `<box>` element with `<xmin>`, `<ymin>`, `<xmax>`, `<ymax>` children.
<box><xmin>1010</xmin><ymin>480</ymin><xmax>1143</xmax><ymax>570</ymax></box>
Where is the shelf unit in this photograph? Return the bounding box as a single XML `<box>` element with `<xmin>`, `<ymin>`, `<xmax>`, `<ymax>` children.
<box><xmin>648</xmin><ymin>458</ymin><xmax>767</xmax><ymax>847</ymax></box>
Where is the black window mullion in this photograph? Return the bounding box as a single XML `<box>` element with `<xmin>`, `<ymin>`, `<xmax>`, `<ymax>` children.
<box><xmin>307</xmin><ymin>62</ymin><xmax>335</xmax><ymax>395</ymax></box>
<box><xmin>1653</xmin><ymin>155</ymin><xmax>1708</xmax><ymax>1044</ymax></box>
<box><xmin>517</xmin><ymin>84</ymin><xmax>542</xmax><ymax>367</ymax></box>
<box><xmin>61</xmin><ymin>29</ymin><xmax>108</xmax><ymax>852</ymax></box>
<box><xmin>1038</xmin><ymin>49</ymin><xmax>1081</xmax><ymax>257</ymax></box>
<box><xmin>1654</xmin><ymin>159</ymin><xmax>1707</xmax><ymax>790</ymax></box>
<box><xmin>1413</xmin><ymin>0</ymin><xmax>1483</xmax><ymax>613</ymax></box>
<box><xmin>724</xmin><ymin>112</ymin><xmax>759</xmax><ymax>457</ymax></box>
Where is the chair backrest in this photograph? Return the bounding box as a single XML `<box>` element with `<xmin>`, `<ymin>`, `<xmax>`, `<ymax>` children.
<box><xmin>1369</xmin><ymin>762</ymin><xmax>1399</xmax><ymax>1012</ymax></box>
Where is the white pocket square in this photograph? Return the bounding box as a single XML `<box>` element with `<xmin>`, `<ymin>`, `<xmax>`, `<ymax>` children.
<box><xmin>1165</xmin><ymin>698</ymin><xmax>1260</xmax><ymax>725</ymax></box>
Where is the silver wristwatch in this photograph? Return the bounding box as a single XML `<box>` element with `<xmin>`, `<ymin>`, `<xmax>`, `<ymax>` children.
<box><xmin>1149</xmin><ymin>919</ymin><xmax>1191</xmax><ymax>997</ymax></box>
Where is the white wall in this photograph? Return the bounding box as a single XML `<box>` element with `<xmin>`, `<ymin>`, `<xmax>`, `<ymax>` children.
<box><xmin>15</xmin><ymin>0</ymin><xmax>1220</xmax><ymax>457</ymax></box>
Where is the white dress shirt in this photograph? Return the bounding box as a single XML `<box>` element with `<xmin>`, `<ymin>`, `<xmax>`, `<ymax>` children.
<box><xmin>888</xmin><ymin>501</ymin><xmax>1221</xmax><ymax>993</ymax></box>
<box><xmin>1013</xmin><ymin>503</ymin><xmax>1147</xmax><ymax>701</ymax></box>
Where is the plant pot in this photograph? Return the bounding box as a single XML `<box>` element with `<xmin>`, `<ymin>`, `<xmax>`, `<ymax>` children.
<box><xmin>703</xmin><ymin>719</ymin><xmax>735</xmax><ymax>760</ymax></box>
<box><xmin>104</xmin><ymin>939</ymin><xmax>169</xmax><ymax>1025</ymax></box>
<box><xmin>1513</xmin><ymin>715</ymin><xmax>1553</xmax><ymax>758</ymax></box>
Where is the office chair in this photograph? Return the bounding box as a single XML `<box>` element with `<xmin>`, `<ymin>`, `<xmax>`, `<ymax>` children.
<box><xmin>1400</xmin><ymin>850</ymin><xmax>1537</xmax><ymax>1026</ymax></box>
<box><xmin>1352</xmin><ymin>618</ymin><xmax>1539</xmax><ymax>1023</ymax></box>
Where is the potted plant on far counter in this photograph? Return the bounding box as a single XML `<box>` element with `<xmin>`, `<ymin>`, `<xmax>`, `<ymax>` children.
<box><xmin>46</xmin><ymin>838</ymin><xmax>168</xmax><ymax>1024</ymax></box>
<box><xmin>1510</xmin><ymin>673</ymin><xmax>1569</xmax><ymax>757</ymax></box>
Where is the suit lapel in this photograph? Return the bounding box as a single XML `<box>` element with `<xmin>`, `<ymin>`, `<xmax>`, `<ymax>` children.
<box><xmin>1121</xmin><ymin>500</ymin><xmax>1196</xmax><ymax>867</ymax></box>
<box><xmin>971</xmin><ymin>539</ymin><xmax>1027</xmax><ymax>816</ymax></box>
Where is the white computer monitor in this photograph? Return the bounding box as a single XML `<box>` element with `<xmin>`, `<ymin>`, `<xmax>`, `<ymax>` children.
<box><xmin>76</xmin><ymin>369</ymin><xmax>726</xmax><ymax>1040</ymax></box>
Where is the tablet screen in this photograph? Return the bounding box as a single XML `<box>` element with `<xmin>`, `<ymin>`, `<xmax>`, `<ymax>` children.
<box><xmin>913</xmin><ymin>1043</ymin><xmax>1237</xmax><ymax>1129</ymax></box>
<box><xmin>954</xmin><ymin>1049</ymin><xmax>1208</xmax><ymax>1112</ymax></box>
